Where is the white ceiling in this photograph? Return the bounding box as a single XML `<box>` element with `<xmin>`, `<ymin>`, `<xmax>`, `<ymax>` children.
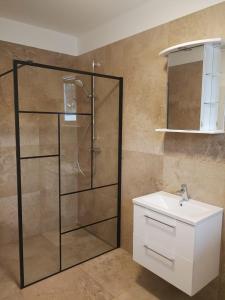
<box><xmin>0</xmin><ymin>0</ymin><xmax>224</xmax><ymax>55</ymax></box>
<box><xmin>0</xmin><ymin>0</ymin><xmax>148</xmax><ymax>36</ymax></box>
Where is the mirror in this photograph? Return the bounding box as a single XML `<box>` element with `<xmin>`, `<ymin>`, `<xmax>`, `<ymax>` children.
<box><xmin>167</xmin><ymin>46</ymin><xmax>203</xmax><ymax>130</ymax></box>
<box><xmin>164</xmin><ymin>40</ymin><xmax>225</xmax><ymax>133</ymax></box>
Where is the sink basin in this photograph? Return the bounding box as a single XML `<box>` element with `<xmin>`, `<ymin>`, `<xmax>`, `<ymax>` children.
<box><xmin>133</xmin><ymin>191</ymin><xmax>223</xmax><ymax>225</ymax></box>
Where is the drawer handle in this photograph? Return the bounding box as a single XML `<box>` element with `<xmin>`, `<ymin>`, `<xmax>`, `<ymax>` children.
<box><xmin>144</xmin><ymin>215</ymin><xmax>176</xmax><ymax>229</ymax></box>
<box><xmin>144</xmin><ymin>245</ymin><xmax>175</xmax><ymax>263</ymax></box>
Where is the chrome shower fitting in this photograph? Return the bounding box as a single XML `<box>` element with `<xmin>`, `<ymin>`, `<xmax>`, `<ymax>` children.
<box><xmin>92</xmin><ymin>60</ymin><xmax>101</xmax><ymax>70</ymax></box>
<box><xmin>75</xmin><ymin>159</ymin><xmax>86</xmax><ymax>177</ymax></box>
<box><xmin>90</xmin><ymin>146</ymin><xmax>101</xmax><ymax>153</ymax></box>
<box><xmin>63</xmin><ymin>76</ymin><xmax>92</xmax><ymax>99</ymax></box>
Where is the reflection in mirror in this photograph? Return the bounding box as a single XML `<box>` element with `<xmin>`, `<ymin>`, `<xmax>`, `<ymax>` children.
<box><xmin>167</xmin><ymin>46</ymin><xmax>204</xmax><ymax>130</ymax></box>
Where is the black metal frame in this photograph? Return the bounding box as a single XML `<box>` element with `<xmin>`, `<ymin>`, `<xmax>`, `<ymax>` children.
<box><xmin>12</xmin><ymin>59</ymin><xmax>123</xmax><ymax>288</ymax></box>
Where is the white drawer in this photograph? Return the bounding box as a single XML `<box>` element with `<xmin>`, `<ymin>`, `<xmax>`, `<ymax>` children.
<box><xmin>133</xmin><ymin>204</ymin><xmax>195</xmax><ymax>261</ymax></box>
<box><xmin>133</xmin><ymin>236</ymin><xmax>193</xmax><ymax>295</ymax></box>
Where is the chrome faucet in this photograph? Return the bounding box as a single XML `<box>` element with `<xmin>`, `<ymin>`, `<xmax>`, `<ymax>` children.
<box><xmin>176</xmin><ymin>184</ymin><xmax>189</xmax><ymax>206</ymax></box>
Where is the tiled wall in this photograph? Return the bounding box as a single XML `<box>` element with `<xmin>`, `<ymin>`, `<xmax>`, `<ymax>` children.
<box><xmin>76</xmin><ymin>2</ymin><xmax>225</xmax><ymax>298</ymax></box>
<box><xmin>0</xmin><ymin>1</ymin><xmax>225</xmax><ymax>298</ymax></box>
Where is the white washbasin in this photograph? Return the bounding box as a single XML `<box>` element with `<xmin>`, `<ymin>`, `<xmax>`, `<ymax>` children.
<box><xmin>133</xmin><ymin>191</ymin><xmax>223</xmax><ymax>225</ymax></box>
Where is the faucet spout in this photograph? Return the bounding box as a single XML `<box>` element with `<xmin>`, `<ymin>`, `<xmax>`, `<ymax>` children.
<box><xmin>176</xmin><ymin>184</ymin><xmax>189</xmax><ymax>206</ymax></box>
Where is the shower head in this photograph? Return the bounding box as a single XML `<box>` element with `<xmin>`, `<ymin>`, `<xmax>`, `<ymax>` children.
<box><xmin>63</xmin><ymin>76</ymin><xmax>82</xmax><ymax>85</ymax></box>
<box><xmin>63</xmin><ymin>76</ymin><xmax>91</xmax><ymax>99</ymax></box>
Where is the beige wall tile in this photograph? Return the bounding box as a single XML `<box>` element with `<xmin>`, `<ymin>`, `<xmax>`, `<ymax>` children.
<box><xmin>163</xmin><ymin>154</ymin><xmax>225</xmax><ymax>207</ymax></box>
<box><xmin>121</xmin><ymin>151</ymin><xmax>163</xmax><ymax>252</ymax></box>
<box><xmin>0</xmin><ymin>195</ymin><xmax>18</xmax><ymax>244</ymax></box>
<box><xmin>0</xmin><ymin>147</ymin><xmax>17</xmax><ymax>197</ymax></box>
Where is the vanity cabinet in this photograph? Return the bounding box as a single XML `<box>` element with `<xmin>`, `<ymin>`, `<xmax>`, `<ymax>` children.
<box><xmin>133</xmin><ymin>202</ymin><xmax>223</xmax><ymax>296</ymax></box>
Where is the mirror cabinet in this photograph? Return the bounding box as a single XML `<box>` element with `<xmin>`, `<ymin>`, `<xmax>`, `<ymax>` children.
<box><xmin>156</xmin><ymin>38</ymin><xmax>225</xmax><ymax>134</ymax></box>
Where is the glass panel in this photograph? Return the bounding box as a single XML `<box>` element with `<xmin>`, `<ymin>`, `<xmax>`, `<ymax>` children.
<box><xmin>93</xmin><ymin>77</ymin><xmax>119</xmax><ymax>187</ymax></box>
<box><xmin>61</xmin><ymin>185</ymin><xmax>118</xmax><ymax>232</ymax></box>
<box><xmin>16</xmin><ymin>64</ymin><xmax>121</xmax><ymax>286</ymax></box>
<box><xmin>20</xmin><ymin>113</ymin><xmax>58</xmax><ymax>157</ymax></box>
<box><xmin>60</xmin><ymin>114</ymin><xmax>91</xmax><ymax>194</ymax></box>
<box><xmin>21</xmin><ymin>157</ymin><xmax>59</xmax><ymax>285</ymax></box>
<box><xmin>61</xmin><ymin>194</ymin><xmax>79</xmax><ymax>233</ymax></box>
<box><xmin>18</xmin><ymin>66</ymin><xmax>91</xmax><ymax>114</ymax></box>
<box><xmin>61</xmin><ymin>218</ymin><xmax>117</xmax><ymax>269</ymax></box>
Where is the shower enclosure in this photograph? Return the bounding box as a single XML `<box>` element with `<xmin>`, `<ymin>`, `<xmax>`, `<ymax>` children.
<box><xmin>13</xmin><ymin>60</ymin><xmax>123</xmax><ymax>288</ymax></box>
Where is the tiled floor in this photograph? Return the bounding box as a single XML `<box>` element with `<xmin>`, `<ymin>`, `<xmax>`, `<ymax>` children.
<box><xmin>0</xmin><ymin>230</ymin><xmax>114</xmax><ymax>286</ymax></box>
<box><xmin>0</xmin><ymin>248</ymin><xmax>221</xmax><ymax>300</ymax></box>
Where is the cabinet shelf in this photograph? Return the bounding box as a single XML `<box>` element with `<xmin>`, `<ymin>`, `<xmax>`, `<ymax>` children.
<box><xmin>203</xmin><ymin>101</ymin><xmax>219</xmax><ymax>104</ymax></box>
<box><xmin>155</xmin><ymin>128</ymin><xmax>224</xmax><ymax>134</ymax></box>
